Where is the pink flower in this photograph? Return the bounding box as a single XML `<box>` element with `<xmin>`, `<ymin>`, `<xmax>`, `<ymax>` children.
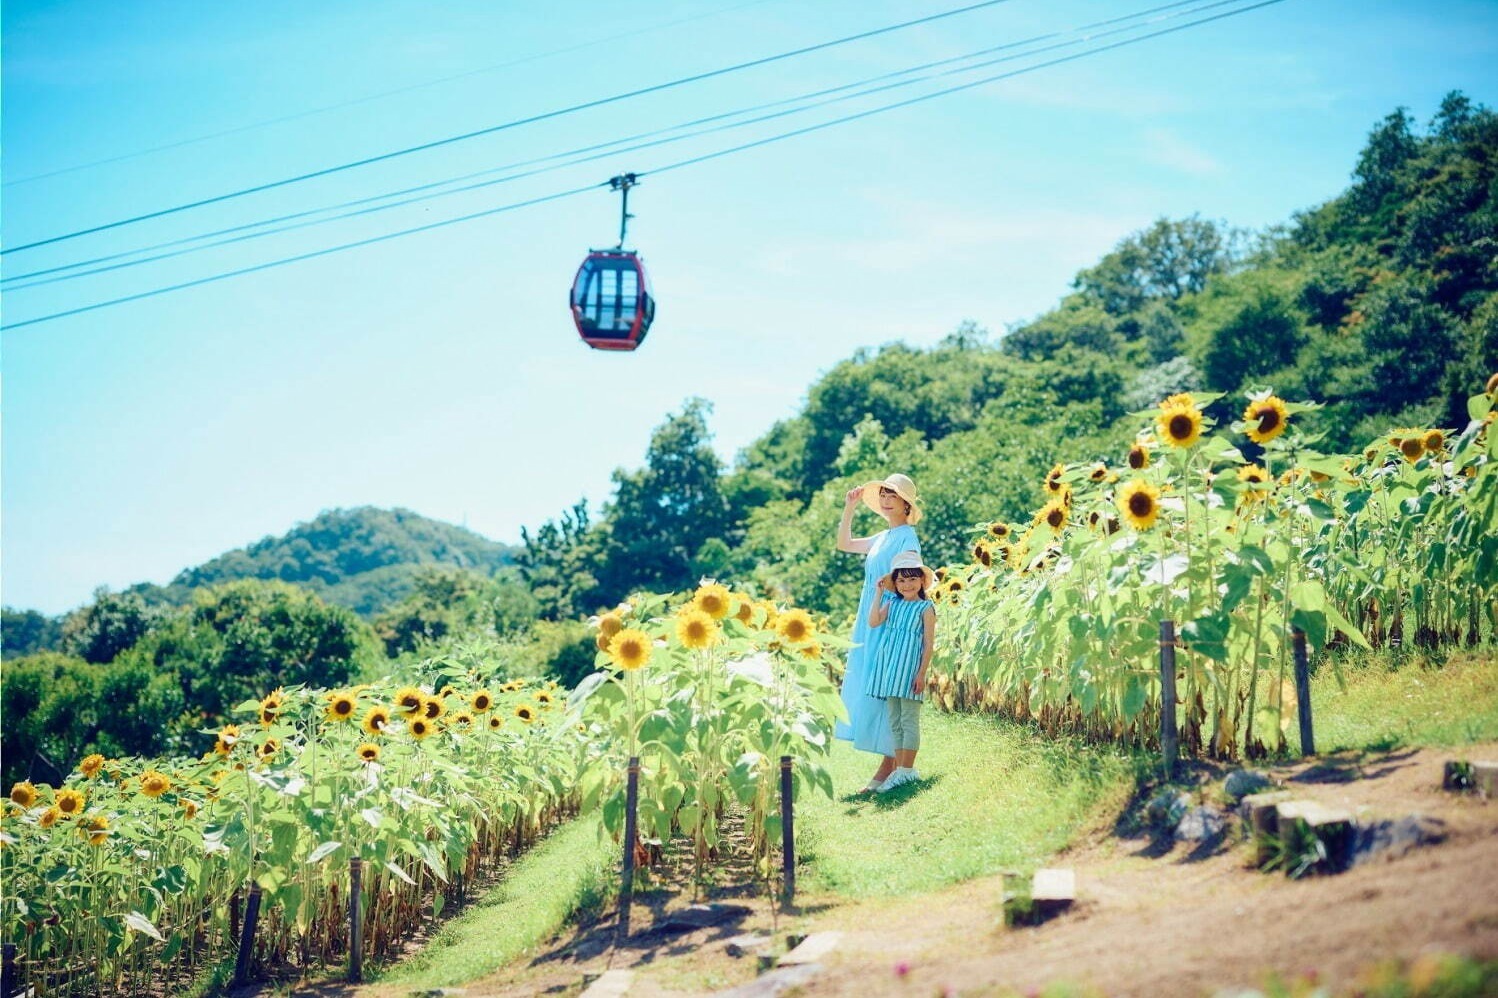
<box><xmin>893</xmin><ymin>961</ymin><xmax>911</xmax><ymax>978</ymax></box>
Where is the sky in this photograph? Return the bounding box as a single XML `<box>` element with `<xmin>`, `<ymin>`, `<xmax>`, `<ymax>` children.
<box><xmin>3</xmin><ymin>0</ymin><xmax>1496</xmax><ymax>615</ymax></box>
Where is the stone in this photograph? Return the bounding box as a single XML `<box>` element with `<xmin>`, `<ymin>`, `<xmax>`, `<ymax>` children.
<box><xmin>580</xmin><ymin>969</ymin><xmax>633</xmax><ymax>998</ymax></box>
<box><xmin>1349</xmin><ymin>814</ymin><xmax>1446</xmax><ymax>867</ymax></box>
<box><xmin>778</xmin><ymin>931</ymin><xmax>842</xmax><ymax>966</ymax></box>
<box><xmin>1175</xmin><ymin>805</ymin><xmax>1228</xmax><ymax>843</ymax></box>
<box><xmin>1145</xmin><ymin>788</ymin><xmax>1192</xmax><ymax>828</ymax></box>
<box><xmin>1223</xmin><ymin>769</ymin><xmax>1273</xmax><ymax>800</ymax></box>
<box><xmin>1274</xmin><ymin>800</ymin><xmax>1356</xmax><ymax>874</ymax></box>
<box><xmin>657</xmin><ymin>903</ymin><xmax>753</xmax><ymax>932</ymax></box>
<box><xmin>723</xmin><ymin>932</ymin><xmax>773</xmax><ymax>958</ymax></box>
<box><xmin>712</xmin><ymin>962</ymin><xmax>822</xmax><ymax>997</ymax></box>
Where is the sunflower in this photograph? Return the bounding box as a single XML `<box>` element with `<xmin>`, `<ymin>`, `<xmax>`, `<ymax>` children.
<box><xmin>258</xmin><ymin>690</ymin><xmax>285</xmax><ymax>726</ymax></box>
<box><xmin>213</xmin><ymin>724</ymin><xmax>241</xmax><ymax>755</ymax></box>
<box><xmin>595</xmin><ymin>632</ymin><xmax>612</xmax><ymax>651</ymax></box>
<box><xmin>134</xmin><ymin>769</ymin><xmax>170</xmax><ymax>798</ymax></box>
<box><xmin>733</xmin><ymin>598</ymin><xmax>756</xmax><ymax>624</ymax></box>
<box><xmin>948</xmin><ymin>578</ymin><xmax>965</xmax><ymax>593</ymax></box>
<box><xmin>1238</xmin><ymin>464</ymin><xmax>1270</xmax><ymax>486</ymax></box>
<box><xmin>452</xmin><ymin>712</ymin><xmax>475</xmax><ymax>729</ymax></box>
<box><xmin>487</xmin><ymin>715</ymin><xmax>504</xmax><ymax>731</ymax></box>
<box><xmin>1088</xmin><ymin>462</ymin><xmax>1109</xmax><ymax>482</ymax></box>
<box><xmin>1399</xmin><ymin>436</ymin><xmax>1425</xmax><ymax>463</ymax></box>
<box><xmin>257</xmin><ymin>740</ymin><xmax>279</xmax><ymax>762</ymax></box>
<box><xmin>1487</xmin><ymin>371</ymin><xmax>1498</xmax><ymax>396</ymax></box>
<box><xmin>776</xmin><ymin>608</ymin><xmax>815</xmax><ymax>646</ymax></box>
<box><xmin>81</xmin><ymin>815</ymin><xmax>109</xmax><ymax>846</ymax></box>
<box><xmin>1161</xmin><ymin>392</ymin><xmax>1195</xmax><ymax>410</ymax></box>
<box><xmin>79</xmin><ymin>754</ymin><xmax>105</xmax><ymax>779</ymax></box>
<box><xmin>987</xmin><ymin>522</ymin><xmax>1010</xmax><ymax>540</ymax></box>
<box><xmin>407</xmin><ymin>717</ymin><xmax>434</xmax><ymax>740</ymax></box>
<box><xmin>1117</xmin><ymin>481</ymin><xmax>1161</xmax><ymax>530</ymax></box>
<box><xmin>973</xmin><ymin>542</ymin><xmax>992</xmax><ymax>567</ymax></box>
<box><xmin>470</xmin><ymin>689</ymin><xmax>494</xmax><ymax>713</ymax></box>
<box><xmin>1242</xmin><ymin>395</ymin><xmax>1289</xmax><ymax>444</ymax></box>
<box><xmin>1158</xmin><ymin>403</ymin><xmax>1204</xmax><ymax>448</ymax></box>
<box><xmin>421</xmin><ymin>696</ymin><xmax>445</xmax><ymax>721</ymax></box>
<box><xmin>39</xmin><ymin>807</ymin><xmax>61</xmax><ymax>829</ymax></box>
<box><xmin>357</xmin><ymin>743</ymin><xmax>381</xmax><ymax>764</ymax></box>
<box><xmin>9</xmin><ymin>782</ymin><xmax>37</xmax><ymax>809</ymax></box>
<box><xmin>514</xmin><ymin>704</ymin><xmax>536</xmax><ymax>725</ymax></box>
<box><xmin>1127</xmin><ymin>443</ymin><xmax>1151</xmax><ymax>470</ymax></box>
<box><xmin>1037</xmin><ymin>500</ymin><xmax>1068</xmax><ymax>532</ymax></box>
<box><xmin>1044</xmin><ymin>464</ymin><xmax>1066</xmax><ymax>494</ymax></box>
<box><xmin>182</xmin><ymin>800</ymin><xmax>199</xmax><ymax>819</ymax></box>
<box><xmin>55</xmin><ymin>788</ymin><xmax>86</xmax><ymax>815</ymax></box>
<box><xmin>608</xmin><ymin>628</ymin><xmax>653</xmax><ymax>671</ymax></box>
<box><xmin>1422</xmin><ymin>428</ymin><xmax>1444</xmax><ymax>453</ymax></box>
<box><xmin>597</xmin><ymin>612</ymin><xmax>624</xmax><ymax>638</ymax></box>
<box><xmin>393</xmin><ymin>687</ymin><xmax>425</xmax><ymax>714</ymax></box>
<box><xmin>800</xmin><ymin>641</ymin><xmax>822</xmax><ymax>660</ymax></box>
<box><xmin>535</xmin><ymin>691</ymin><xmax>553</xmax><ymax>707</ymax></box>
<box><xmin>362</xmin><ymin>707</ymin><xmax>392</xmax><ymax>736</ymax></box>
<box><xmin>325</xmin><ymin>691</ymin><xmax>357</xmax><ymax>723</ymax></box>
<box><xmin>676</xmin><ymin>609</ymin><xmax>720</xmax><ymax>650</ymax></box>
<box><xmin>692</xmin><ymin>582</ymin><xmax>732</xmax><ymax>620</ymax></box>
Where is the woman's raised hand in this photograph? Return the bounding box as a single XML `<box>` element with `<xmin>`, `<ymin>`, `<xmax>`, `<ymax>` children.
<box><xmin>845</xmin><ymin>486</ymin><xmax>864</xmax><ymax>509</ymax></box>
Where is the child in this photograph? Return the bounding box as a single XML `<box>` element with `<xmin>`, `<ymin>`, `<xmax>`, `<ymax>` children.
<box><xmin>865</xmin><ymin>550</ymin><xmax>936</xmax><ymax>793</ymax></box>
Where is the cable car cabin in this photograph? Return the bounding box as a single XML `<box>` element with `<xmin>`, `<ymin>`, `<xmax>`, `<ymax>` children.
<box><xmin>570</xmin><ymin>250</ymin><xmax>655</xmax><ymax>351</ymax></box>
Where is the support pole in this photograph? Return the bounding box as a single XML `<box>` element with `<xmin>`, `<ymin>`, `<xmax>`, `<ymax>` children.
<box><xmin>3</xmin><ymin>942</ymin><xmax>17</xmax><ymax>998</ymax></box>
<box><xmin>618</xmin><ymin>756</ymin><xmax>640</xmax><ymax>937</ymax></box>
<box><xmin>780</xmin><ymin>755</ymin><xmax>796</xmax><ymax>902</ymax></box>
<box><xmin>1292</xmin><ymin>627</ymin><xmax>1315</xmax><ymax>756</ymax></box>
<box><xmin>348</xmin><ymin>858</ymin><xmax>364</xmax><ymax>983</ymax></box>
<box><xmin>233</xmin><ymin>885</ymin><xmax>262</xmax><ymax>986</ymax></box>
<box><xmin>1160</xmin><ymin>620</ymin><xmax>1179</xmax><ymax>779</ymax></box>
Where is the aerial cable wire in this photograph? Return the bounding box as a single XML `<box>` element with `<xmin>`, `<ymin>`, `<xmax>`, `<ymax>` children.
<box><xmin>0</xmin><ymin>0</ymin><xmax>1286</xmax><ymax>333</ymax></box>
<box><xmin>3</xmin><ymin>0</ymin><xmax>1022</xmax><ymax>256</ymax></box>
<box><xmin>2</xmin><ymin>0</ymin><xmax>779</xmax><ymax>189</ymax></box>
<box><xmin>4</xmin><ymin>0</ymin><xmax>1223</xmax><ymax>290</ymax></box>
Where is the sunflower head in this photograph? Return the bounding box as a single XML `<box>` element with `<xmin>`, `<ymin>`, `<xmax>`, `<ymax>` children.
<box><xmin>362</xmin><ymin>707</ymin><xmax>392</xmax><ymax>736</ymax></box>
<box><xmin>597</xmin><ymin>612</ymin><xmax>624</xmax><ymax>639</ymax></box>
<box><xmin>535</xmin><ymin>691</ymin><xmax>553</xmax><ymax>706</ymax></box>
<box><xmin>608</xmin><ymin>628</ymin><xmax>653</xmax><ymax>671</ymax></box>
<box><xmin>1487</xmin><ymin>372</ymin><xmax>1498</xmax><ymax>396</ymax></box>
<box><xmin>987</xmin><ymin>522</ymin><xmax>1010</xmax><ymax>540</ymax></box>
<box><xmin>1422</xmin><ymin>428</ymin><xmax>1444</xmax><ymax>453</ymax></box>
<box><xmin>1127</xmin><ymin>443</ymin><xmax>1151</xmax><ymax>470</ymax></box>
<box><xmin>81</xmin><ymin>815</ymin><xmax>109</xmax><ymax>846</ymax></box>
<box><xmin>776</xmin><ymin>609</ymin><xmax>815</xmax><ymax>646</ymax></box>
<box><xmin>1242</xmin><ymin>395</ymin><xmax>1289</xmax><ymax>444</ymax></box>
<box><xmin>325</xmin><ymin>691</ymin><xmax>357</xmax><ymax>722</ymax></box>
<box><xmin>1117</xmin><ymin>480</ymin><xmax>1162</xmax><ymax>531</ymax></box>
<box><xmin>9</xmin><ymin>782</ymin><xmax>38</xmax><ymax>809</ymax></box>
<box><xmin>487</xmin><ymin>715</ymin><xmax>504</xmax><ymax>731</ymax></box>
<box><xmin>733</xmin><ymin>598</ymin><xmax>756</xmax><ymax>624</ymax></box>
<box><xmin>79</xmin><ymin>754</ymin><xmax>105</xmax><ymax>779</ymax></box>
<box><xmin>1038</xmin><ymin>501</ymin><xmax>1068</xmax><ymax>532</ymax></box>
<box><xmin>1238</xmin><ymin>464</ymin><xmax>1270</xmax><ymax>486</ymax></box>
<box><xmin>1089</xmin><ymin>462</ymin><xmax>1108</xmax><ymax>482</ymax></box>
<box><xmin>139</xmin><ymin>771</ymin><xmax>171</xmax><ymax>798</ymax></box>
<box><xmin>39</xmin><ymin>807</ymin><xmax>61</xmax><ymax>829</ymax></box>
<box><xmin>1160</xmin><ymin>392</ymin><xmax>1195</xmax><ymax>410</ymax></box>
<box><xmin>182</xmin><ymin>800</ymin><xmax>199</xmax><ymax>819</ymax></box>
<box><xmin>1044</xmin><ymin>464</ymin><xmax>1066</xmax><ymax>494</ymax></box>
<box><xmin>1158</xmin><ymin>403</ymin><xmax>1204</xmax><ymax>448</ymax></box>
<box><xmin>514</xmin><ymin>704</ymin><xmax>536</xmax><ymax>725</ymax></box>
<box><xmin>470</xmin><ymin>689</ymin><xmax>494</xmax><ymax>713</ymax></box>
<box><xmin>452</xmin><ymin>712</ymin><xmax>475</xmax><ymax>729</ymax></box>
<box><xmin>973</xmin><ymin>543</ymin><xmax>992</xmax><ymax>567</ymax></box>
<box><xmin>258</xmin><ymin>690</ymin><xmax>285</xmax><ymax>726</ymax></box>
<box><xmin>676</xmin><ymin>609</ymin><xmax>721</xmax><ymax>650</ymax></box>
<box><xmin>421</xmin><ymin>696</ymin><xmax>445</xmax><ymax>721</ymax></box>
<box><xmin>257</xmin><ymin>740</ymin><xmax>279</xmax><ymax>762</ymax></box>
<box><xmin>357</xmin><ymin>743</ymin><xmax>381</xmax><ymax>764</ymax></box>
<box><xmin>408</xmin><ymin>717</ymin><xmax>433</xmax><ymax>740</ymax></box>
<box><xmin>55</xmin><ymin>788</ymin><xmax>86</xmax><ymax>814</ymax></box>
<box><xmin>213</xmin><ymin>724</ymin><xmax>241</xmax><ymax>755</ymax></box>
<box><xmin>692</xmin><ymin>582</ymin><xmax>732</xmax><ymax>620</ymax></box>
<box><xmin>393</xmin><ymin>687</ymin><xmax>425</xmax><ymax>714</ymax></box>
<box><xmin>1399</xmin><ymin>436</ymin><xmax>1425</xmax><ymax>463</ymax></box>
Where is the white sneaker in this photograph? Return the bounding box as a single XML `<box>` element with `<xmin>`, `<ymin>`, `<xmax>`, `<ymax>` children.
<box><xmin>878</xmin><ymin>768</ymin><xmax>917</xmax><ymax>793</ymax></box>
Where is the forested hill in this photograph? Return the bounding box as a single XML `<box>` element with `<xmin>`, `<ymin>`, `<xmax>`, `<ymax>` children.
<box><xmin>161</xmin><ymin>506</ymin><xmax>515</xmax><ymax>615</ymax></box>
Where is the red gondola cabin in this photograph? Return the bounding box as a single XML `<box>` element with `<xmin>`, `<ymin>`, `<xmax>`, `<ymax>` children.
<box><xmin>570</xmin><ymin>249</ymin><xmax>655</xmax><ymax>351</ymax></box>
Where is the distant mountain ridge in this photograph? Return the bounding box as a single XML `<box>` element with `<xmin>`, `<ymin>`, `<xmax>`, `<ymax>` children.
<box><xmin>159</xmin><ymin>506</ymin><xmax>517</xmax><ymax>616</ymax></box>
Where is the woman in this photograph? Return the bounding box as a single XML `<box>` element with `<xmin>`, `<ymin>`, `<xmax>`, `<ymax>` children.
<box><xmin>834</xmin><ymin>472</ymin><xmax>923</xmax><ymax>793</ymax></box>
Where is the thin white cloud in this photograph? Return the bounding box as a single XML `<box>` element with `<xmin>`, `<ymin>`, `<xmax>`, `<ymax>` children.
<box><xmin>1138</xmin><ymin>127</ymin><xmax>1222</xmax><ymax>176</ymax></box>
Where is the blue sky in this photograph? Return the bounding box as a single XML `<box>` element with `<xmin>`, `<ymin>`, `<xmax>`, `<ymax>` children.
<box><xmin>4</xmin><ymin>0</ymin><xmax>1496</xmax><ymax>615</ymax></box>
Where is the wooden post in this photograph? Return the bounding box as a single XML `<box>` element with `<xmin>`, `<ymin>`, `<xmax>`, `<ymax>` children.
<box><xmin>233</xmin><ymin>884</ymin><xmax>262</xmax><ymax>986</ymax></box>
<box><xmin>1292</xmin><ymin>627</ymin><xmax>1315</xmax><ymax>756</ymax></box>
<box><xmin>618</xmin><ymin>756</ymin><xmax>639</xmax><ymax>937</ymax></box>
<box><xmin>2</xmin><ymin>942</ymin><xmax>17</xmax><ymax>998</ymax></box>
<box><xmin>348</xmin><ymin>858</ymin><xmax>364</xmax><ymax>983</ymax></box>
<box><xmin>1159</xmin><ymin>620</ymin><xmax>1178</xmax><ymax>778</ymax></box>
<box><xmin>229</xmin><ymin>890</ymin><xmax>241</xmax><ymax>946</ymax></box>
<box><xmin>780</xmin><ymin>755</ymin><xmax>795</xmax><ymax>902</ymax></box>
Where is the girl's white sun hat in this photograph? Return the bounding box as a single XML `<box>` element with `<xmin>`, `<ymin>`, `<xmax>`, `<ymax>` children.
<box><xmin>860</xmin><ymin>472</ymin><xmax>923</xmax><ymax>525</ymax></box>
<box><xmin>885</xmin><ymin>549</ymin><xmax>936</xmax><ymax>590</ymax></box>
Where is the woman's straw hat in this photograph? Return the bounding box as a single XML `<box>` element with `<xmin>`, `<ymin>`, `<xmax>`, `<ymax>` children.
<box><xmin>885</xmin><ymin>550</ymin><xmax>936</xmax><ymax>590</ymax></box>
<box><xmin>861</xmin><ymin>473</ymin><xmax>923</xmax><ymax>525</ymax></box>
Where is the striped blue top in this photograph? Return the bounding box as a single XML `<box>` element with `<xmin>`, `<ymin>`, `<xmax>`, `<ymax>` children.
<box><xmin>865</xmin><ymin>592</ymin><xmax>934</xmax><ymax>701</ymax></box>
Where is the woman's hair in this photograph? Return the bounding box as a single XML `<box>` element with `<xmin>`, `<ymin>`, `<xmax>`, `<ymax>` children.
<box><xmin>891</xmin><ymin>567</ymin><xmax>928</xmax><ymax>601</ymax></box>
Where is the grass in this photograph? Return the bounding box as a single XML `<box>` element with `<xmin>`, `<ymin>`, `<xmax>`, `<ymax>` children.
<box><xmin>796</xmin><ymin>710</ymin><xmax>1135</xmax><ymax>897</ymax></box>
<box><xmin>1303</xmin><ymin>647</ymin><xmax>1498</xmax><ymax>753</ymax></box>
<box><xmin>375</xmin><ymin>815</ymin><xmax>615</xmax><ymax>990</ymax></box>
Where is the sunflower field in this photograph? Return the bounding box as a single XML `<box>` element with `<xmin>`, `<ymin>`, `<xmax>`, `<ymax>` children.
<box><xmin>0</xmin><ymin>585</ymin><xmax>843</xmax><ymax>995</ymax></box>
<box><xmin>928</xmin><ymin>380</ymin><xmax>1498</xmax><ymax>760</ymax></box>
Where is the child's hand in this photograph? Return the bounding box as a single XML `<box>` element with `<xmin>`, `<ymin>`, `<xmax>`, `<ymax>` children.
<box><xmin>876</xmin><ymin>576</ymin><xmax>891</xmax><ymax>592</ymax></box>
<box><xmin>912</xmin><ymin>673</ymin><xmax>926</xmax><ymax>695</ymax></box>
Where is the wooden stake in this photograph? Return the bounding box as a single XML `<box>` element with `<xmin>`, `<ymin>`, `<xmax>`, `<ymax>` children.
<box><xmin>780</xmin><ymin>755</ymin><xmax>795</xmax><ymax>902</ymax></box>
<box><xmin>1160</xmin><ymin>620</ymin><xmax>1178</xmax><ymax>778</ymax></box>
<box><xmin>348</xmin><ymin>858</ymin><xmax>364</xmax><ymax>983</ymax></box>
<box><xmin>1292</xmin><ymin>627</ymin><xmax>1315</xmax><ymax>756</ymax></box>
<box><xmin>233</xmin><ymin>885</ymin><xmax>262</xmax><ymax>986</ymax></box>
<box><xmin>619</xmin><ymin>756</ymin><xmax>639</xmax><ymax>937</ymax></box>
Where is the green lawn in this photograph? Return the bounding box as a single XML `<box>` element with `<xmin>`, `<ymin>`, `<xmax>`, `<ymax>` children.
<box><xmin>1305</xmin><ymin>648</ymin><xmax>1498</xmax><ymax>753</ymax></box>
<box><xmin>796</xmin><ymin>710</ymin><xmax>1135</xmax><ymax>897</ymax></box>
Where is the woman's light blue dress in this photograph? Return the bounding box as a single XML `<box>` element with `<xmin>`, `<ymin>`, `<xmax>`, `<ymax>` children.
<box><xmin>834</xmin><ymin>524</ymin><xmax>920</xmax><ymax>756</ymax></box>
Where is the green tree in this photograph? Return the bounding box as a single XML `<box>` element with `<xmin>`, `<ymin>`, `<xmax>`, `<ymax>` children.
<box><xmin>2</xmin><ymin>607</ymin><xmax>63</xmax><ymax>657</ymax></box>
<box><xmin>61</xmin><ymin>587</ymin><xmax>162</xmax><ymax>664</ymax></box>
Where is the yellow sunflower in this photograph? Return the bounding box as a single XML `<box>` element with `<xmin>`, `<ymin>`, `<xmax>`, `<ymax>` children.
<box><xmin>393</xmin><ymin>686</ymin><xmax>425</xmax><ymax>714</ymax></box>
<box><xmin>407</xmin><ymin>716</ymin><xmax>434</xmax><ymax>740</ymax></box>
<box><xmin>776</xmin><ymin>608</ymin><xmax>815</xmax><ymax>646</ymax></box>
<box><xmin>1037</xmin><ymin>500</ymin><xmax>1068</xmax><ymax>532</ymax></box>
<box><xmin>325</xmin><ymin>691</ymin><xmax>357</xmax><ymax>723</ymax></box>
<box><xmin>692</xmin><ymin>582</ymin><xmax>732</xmax><ymax>620</ymax></box>
<box><xmin>987</xmin><ymin>522</ymin><xmax>1010</xmax><ymax>540</ymax></box>
<box><xmin>182</xmin><ymin>800</ymin><xmax>199</xmax><ymax>819</ymax></box>
<box><xmin>1088</xmin><ymin>462</ymin><xmax>1109</xmax><ymax>482</ymax></box>
<box><xmin>1422</xmin><ymin>428</ymin><xmax>1444</xmax><ymax>453</ymax></box>
<box><xmin>1161</xmin><ymin>392</ymin><xmax>1195</xmax><ymax>410</ymax></box>
<box><xmin>421</xmin><ymin>696</ymin><xmax>445</xmax><ymax>721</ymax></box>
<box><xmin>1486</xmin><ymin>371</ymin><xmax>1498</xmax><ymax>396</ymax></box>
<box><xmin>1238</xmin><ymin>464</ymin><xmax>1270</xmax><ymax>486</ymax></box>
<box><xmin>452</xmin><ymin>712</ymin><xmax>475</xmax><ymax>729</ymax></box>
<box><xmin>470</xmin><ymin>689</ymin><xmax>494</xmax><ymax>713</ymax></box>
<box><xmin>55</xmin><ymin>788</ymin><xmax>86</xmax><ymax>815</ymax></box>
<box><xmin>257</xmin><ymin>740</ymin><xmax>279</xmax><ymax>762</ymax></box>
<box><xmin>362</xmin><ymin>707</ymin><xmax>392</xmax><ymax>736</ymax></box>
<box><xmin>733</xmin><ymin>598</ymin><xmax>756</xmax><ymax>624</ymax></box>
<box><xmin>39</xmin><ymin>807</ymin><xmax>61</xmax><ymax>829</ymax></box>
<box><xmin>597</xmin><ymin>612</ymin><xmax>624</xmax><ymax>638</ymax></box>
<box><xmin>81</xmin><ymin>815</ymin><xmax>109</xmax><ymax>846</ymax></box>
<box><xmin>487</xmin><ymin>715</ymin><xmax>504</xmax><ymax>731</ymax></box>
<box><xmin>139</xmin><ymin>771</ymin><xmax>171</xmax><ymax>798</ymax></box>
<box><xmin>1127</xmin><ymin>442</ymin><xmax>1151</xmax><ymax>470</ymax></box>
<box><xmin>608</xmin><ymin>628</ymin><xmax>653</xmax><ymax>671</ymax></box>
<box><xmin>1117</xmin><ymin>480</ymin><xmax>1161</xmax><ymax>531</ymax></box>
<box><xmin>1044</xmin><ymin>464</ymin><xmax>1066</xmax><ymax>494</ymax></box>
<box><xmin>9</xmin><ymin>782</ymin><xmax>38</xmax><ymax>809</ymax></box>
<box><xmin>514</xmin><ymin>704</ymin><xmax>536</xmax><ymax>725</ymax></box>
<box><xmin>1399</xmin><ymin>435</ymin><xmax>1425</xmax><ymax>463</ymax></box>
<box><xmin>973</xmin><ymin>542</ymin><xmax>992</xmax><ymax>567</ymax></box>
<box><xmin>79</xmin><ymin>754</ymin><xmax>105</xmax><ymax>779</ymax></box>
<box><xmin>676</xmin><ymin>609</ymin><xmax>720</xmax><ymax>650</ymax></box>
<box><xmin>258</xmin><ymin>690</ymin><xmax>285</xmax><ymax>726</ymax></box>
<box><xmin>213</xmin><ymin>724</ymin><xmax>240</xmax><ymax>755</ymax></box>
<box><xmin>1158</xmin><ymin>403</ymin><xmax>1204</xmax><ymax>448</ymax></box>
<box><xmin>1242</xmin><ymin>395</ymin><xmax>1289</xmax><ymax>444</ymax></box>
<box><xmin>535</xmin><ymin>691</ymin><xmax>553</xmax><ymax>707</ymax></box>
<box><xmin>357</xmin><ymin>743</ymin><xmax>381</xmax><ymax>764</ymax></box>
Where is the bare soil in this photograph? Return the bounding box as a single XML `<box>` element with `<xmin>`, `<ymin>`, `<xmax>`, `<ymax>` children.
<box><xmin>286</xmin><ymin>742</ymin><xmax>1498</xmax><ymax>997</ymax></box>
